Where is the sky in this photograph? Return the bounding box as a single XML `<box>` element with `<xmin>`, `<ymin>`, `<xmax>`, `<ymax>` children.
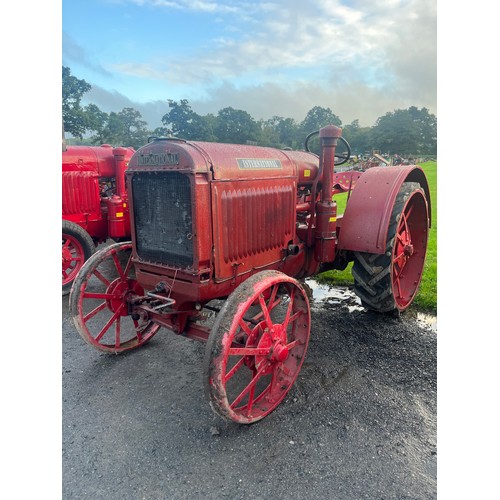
<box><xmin>62</xmin><ymin>0</ymin><xmax>437</xmax><ymax>130</ymax></box>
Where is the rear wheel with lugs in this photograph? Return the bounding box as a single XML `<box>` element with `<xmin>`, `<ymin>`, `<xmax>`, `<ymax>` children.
<box><xmin>352</xmin><ymin>182</ymin><xmax>429</xmax><ymax>313</ymax></box>
<box><xmin>204</xmin><ymin>270</ymin><xmax>311</xmax><ymax>424</ymax></box>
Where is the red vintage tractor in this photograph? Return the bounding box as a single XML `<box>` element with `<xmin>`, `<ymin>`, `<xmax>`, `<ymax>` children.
<box><xmin>62</xmin><ymin>144</ymin><xmax>135</xmax><ymax>295</ymax></box>
<box><xmin>69</xmin><ymin>125</ymin><xmax>431</xmax><ymax>424</ymax></box>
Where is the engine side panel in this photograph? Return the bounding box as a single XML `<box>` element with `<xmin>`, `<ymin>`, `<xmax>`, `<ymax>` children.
<box><xmin>212</xmin><ymin>178</ymin><xmax>296</xmax><ymax>280</ymax></box>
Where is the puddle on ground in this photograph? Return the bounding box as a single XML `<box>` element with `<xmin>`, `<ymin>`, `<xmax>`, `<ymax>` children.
<box><xmin>303</xmin><ymin>278</ymin><xmax>364</xmax><ymax>312</ymax></box>
<box><xmin>304</xmin><ymin>278</ymin><xmax>438</xmax><ymax>331</ymax></box>
<box><xmin>416</xmin><ymin>313</ymin><xmax>437</xmax><ymax>332</ymax></box>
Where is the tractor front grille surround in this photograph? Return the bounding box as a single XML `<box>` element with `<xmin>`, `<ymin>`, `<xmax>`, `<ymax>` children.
<box><xmin>131</xmin><ymin>171</ymin><xmax>193</xmax><ymax>267</ymax></box>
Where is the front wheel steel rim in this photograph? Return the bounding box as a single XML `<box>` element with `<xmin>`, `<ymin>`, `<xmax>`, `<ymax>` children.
<box><xmin>72</xmin><ymin>242</ymin><xmax>160</xmax><ymax>352</ymax></box>
<box><xmin>210</xmin><ymin>275</ymin><xmax>310</xmax><ymax>423</ymax></box>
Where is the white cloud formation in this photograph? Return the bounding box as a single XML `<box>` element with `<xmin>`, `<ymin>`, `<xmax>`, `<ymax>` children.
<box><xmin>63</xmin><ymin>32</ymin><xmax>112</xmax><ymax>76</ymax></box>
<box><xmin>89</xmin><ymin>0</ymin><xmax>436</xmax><ymax>126</ymax></box>
<box><xmin>124</xmin><ymin>0</ymin><xmax>275</xmax><ymax>15</ymax></box>
<box><xmin>119</xmin><ymin>0</ymin><xmax>435</xmax><ymax>88</ymax></box>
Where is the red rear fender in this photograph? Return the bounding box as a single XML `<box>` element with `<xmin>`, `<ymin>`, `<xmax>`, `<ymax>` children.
<box><xmin>337</xmin><ymin>166</ymin><xmax>431</xmax><ymax>254</ymax></box>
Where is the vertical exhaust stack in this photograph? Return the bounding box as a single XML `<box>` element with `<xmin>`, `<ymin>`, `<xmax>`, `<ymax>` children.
<box><xmin>314</xmin><ymin>125</ymin><xmax>342</xmax><ymax>263</ymax></box>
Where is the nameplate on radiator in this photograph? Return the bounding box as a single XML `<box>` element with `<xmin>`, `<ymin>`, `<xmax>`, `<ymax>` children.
<box><xmin>138</xmin><ymin>152</ymin><xmax>180</xmax><ymax>166</ymax></box>
<box><xmin>237</xmin><ymin>158</ymin><xmax>282</xmax><ymax>170</ymax></box>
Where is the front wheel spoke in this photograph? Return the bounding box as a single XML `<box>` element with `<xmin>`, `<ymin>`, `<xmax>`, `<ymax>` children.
<box><xmin>286</xmin><ymin>339</ymin><xmax>301</xmax><ymax>350</ymax></box>
<box><xmin>93</xmin><ymin>269</ymin><xmax>111</xmax><ymax>287</ymax></box>
<box><xmin>95</xmin><ymin>304</ymin><xmax>125</xmax><ymax>342</ymax></box>
<box><xmin>258</xmin><ymin>294</ymin><xmax>273</xmax><ymax>329</ymax></box>
<box><xmin>245</xmin><ymin>379</ymin><xmax>257</xmax><ymax>417</ymax></box>
<box><xmin>251</xmin><ymin>297</ymin><xmax>281</xmax><ymax>323</ymax></box>
<box><xmin>225</xmin><ymin>357</ymin><xmax>246</xmax><ymax>383</ymax></box>
<box><xmin>228</xmin><ymin>347</ymin><xmax>270</xmax><ymax>356</ymax></box>
<box><xmin>83</xmin><ymin>292</ymin><xmax>120</xmax><ymax>300</ymax></box>
<box><xmin>270</xmin><ymin>366</ymin><xmax>278</xmax><ymax>387</ymax></box>
<box><xmin>112</xmin><ymin>252</ymin><xmax>126</xmax><ymax>280</ymax></box>
<box><xmin>133</xmin><ymin>319</ymin><xmax>144</xmax><ymax>342</ymax></box>
<box><xmin>237</xmin><ymin>318</ymin><xmax>253</xmax><ymax>337</ymax></box>
<box><xmin>83</xmin><ymin>301</ymin><xmax>108</xmax><ymax>322</ymax></box>
<box><xmin>267</xmin><ymin>285</ymin><xmax>279</xmax><ymax>313</ymax></box>
<box><xmin>230</xmin><ymin>364</ymin><xmax>267</xmax><ymax>409</ymax></box>
<box><xmin>284</xmin><ymin>309</ymin><xmax>302</xmax><ymax>330</ymax></box>
<box><xmin>283</xmin><ymin>289</ymin><xmax>295</xmax><ymax>328</ymax></box>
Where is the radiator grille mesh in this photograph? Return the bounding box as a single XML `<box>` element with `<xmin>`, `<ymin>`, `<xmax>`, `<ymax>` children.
<box><xmin>132</xmin><ymin>172</ymin><xmax>193</xmax><ymax>267</ymax></box>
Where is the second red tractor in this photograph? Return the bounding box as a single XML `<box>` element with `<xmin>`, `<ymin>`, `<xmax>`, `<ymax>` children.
<box><xmin>62</xmin><ymin>143</ymin><xmax>135</xmax><ymax>295</ymax></box>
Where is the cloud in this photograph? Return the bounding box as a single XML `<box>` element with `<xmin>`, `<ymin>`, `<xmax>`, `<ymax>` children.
<box><xmin>62</xmin><ymin>32</ymin><xmax>112</xmax><ymax>76</ymax></box>
<box><xmin>189</xmin><ymin>79</ymin><xmax>430</xmax><ymax>127</ymax></box>
<box><xmin>116</xmin><ymin>0</ymin><xmax>435</xmax><ymax>118</ymax></box>
<box><xmin>124</xmin><ymin>0</ymin><xmax>276</xmax><ymax>15</ymax></box>
<box><xmin>83</xmin><ymin>85</ymin><xmax>168</xmax><ymax>128</ymax></box>
<box><xmin>80</xmin><ymin>0</ymin><xmax>436</xmax><ymax>128</ymax></box>
<box><xmin>83</xmin><ymin>76</ymin><xmax>431</xmax><ymax>133</ymax></box>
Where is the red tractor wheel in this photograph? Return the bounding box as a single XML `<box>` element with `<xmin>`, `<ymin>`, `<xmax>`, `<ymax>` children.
<box><xmin>62</xmin><ymin>220</ymin><xmax>95</xmax><ymax>296</ymax></box>
<box><xmin>69</xmin><ymin>241</ymin><xmax>160</xmax><ymax>353</ymax></box>
<box><xmin>204</xmin><ymin>270</ymin><xmax>311</xmax><ymax>424</ymax></box>
<box><xmin>352</xmin><ymin>182</ymin><xmax>429</xmax><ymax>313</ymax></box>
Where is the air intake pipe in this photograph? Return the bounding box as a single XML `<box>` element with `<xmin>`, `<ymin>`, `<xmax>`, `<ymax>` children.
<box><xmin>314</xmin><ymin>125</ymin><xmax>342</xmax><ymax>263</ymax></box>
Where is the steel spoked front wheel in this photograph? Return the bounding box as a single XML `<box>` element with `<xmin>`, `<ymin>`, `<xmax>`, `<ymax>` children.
<box><xmin>204</xmin><ymin>270</ymin><xmax>311</xmax><ymax>424</ymax></box>
<box><xmin>69</xmin><ymin>241</ymin><xmax>160</xmax><ymax>353</ymax></box>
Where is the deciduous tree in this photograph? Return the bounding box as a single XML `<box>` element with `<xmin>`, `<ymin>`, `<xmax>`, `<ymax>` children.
<box><xmin>62</xmin><ymin>66</ymin><xmax>91</xmax><ymax>139</ymax></box>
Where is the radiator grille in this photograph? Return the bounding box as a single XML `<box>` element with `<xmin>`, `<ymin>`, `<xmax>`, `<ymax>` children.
<box><xmin>132</xmin><ymin>172</ymin><xmax>193</xmax><ymax>267</ymax></box>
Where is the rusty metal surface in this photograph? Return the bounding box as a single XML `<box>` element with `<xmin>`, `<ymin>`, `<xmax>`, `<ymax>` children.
<box><xmin>211</xmin><ymin>179</ymin><xmax>296</xmax><ymax>280</ymax></box>
<box><xmin>204</xmin><ymin>270</ymin><xmax>310</xmax><ymax>424</ymax></box>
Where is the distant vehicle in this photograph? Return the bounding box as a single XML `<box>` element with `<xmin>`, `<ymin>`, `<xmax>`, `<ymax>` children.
<box><xmin>62</xmin><ymin>143</ymin><xmax>135</xmax><ymax>295</ymax></box>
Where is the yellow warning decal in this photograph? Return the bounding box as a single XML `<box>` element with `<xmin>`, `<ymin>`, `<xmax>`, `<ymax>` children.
<box><xmin>116</xmin><ymin>212</ymin><xmax>124</xmax><ymax>218</ymax></box>
<box><xmin>304</xmin><ymin>169</ymin><xmax>311</xmax><ymax>177</ymax></box>
<box><xmin>329</xmin><ymin>217</ymin><xmax>336</xmax><ymax>222</ymax></box>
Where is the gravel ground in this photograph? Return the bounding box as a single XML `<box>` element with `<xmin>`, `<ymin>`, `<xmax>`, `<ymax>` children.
<box><xmin>62</xmin><ymin>281</ymin><xmax>436</xmax><ymax>499</ymax></box>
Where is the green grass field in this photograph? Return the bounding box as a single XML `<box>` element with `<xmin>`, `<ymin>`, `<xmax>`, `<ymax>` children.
<box><xmin>317</xmin><ymin>161</ymin><xmax>437</xmax><ymax>314</ymax></box>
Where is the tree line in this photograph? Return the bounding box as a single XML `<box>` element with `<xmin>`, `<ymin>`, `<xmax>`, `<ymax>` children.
<box><xmin>63</xmin><ymin>66</ymin><xmax>437</xmax><ymax>156</ymax></box>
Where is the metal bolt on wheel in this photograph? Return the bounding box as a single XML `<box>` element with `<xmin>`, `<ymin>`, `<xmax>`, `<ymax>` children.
<box><xmin>204</xmin><ymin>270</ymin><xmax>311</xmax><ymax>424</ymax></box>
<box><xmin>69</xmin><ymin>241</ymin><xmax>160</xmax><ymax>353</ymax></box>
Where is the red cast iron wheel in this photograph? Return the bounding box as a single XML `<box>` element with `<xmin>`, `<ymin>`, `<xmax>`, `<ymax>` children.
<box><xmin>62</xmin><ymin>220</ymin><xmax>95</xmax><ymax>296</ymax></box>
<box><xmin>352</xmin><ymin>182</ymin><xmax>429</xmax><ymax>312</ymax></box>
<box><xmin>204</xmin><ymin>270</ymin><xmax>311</xmax><ymax>424</ymax></box>
<box><xmin>69</xmin><ymin>241</ymin><xmax>160</xmax><ymax>353</ymax></box>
